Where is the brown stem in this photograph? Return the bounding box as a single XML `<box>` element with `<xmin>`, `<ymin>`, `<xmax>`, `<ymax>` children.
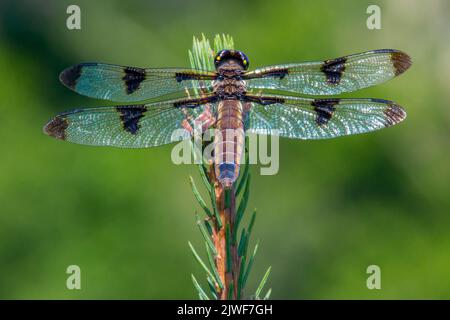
<box><xmin>208</xmin><ymin>165</ymin><xmax>240</xmax><ymax>300</ymax></box>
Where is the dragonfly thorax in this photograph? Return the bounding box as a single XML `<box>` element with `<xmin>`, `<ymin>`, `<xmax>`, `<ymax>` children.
<box><xmin>213</xmin><ymin>77</ymin><xmax>247</xmax><ymax>100</ymax></box>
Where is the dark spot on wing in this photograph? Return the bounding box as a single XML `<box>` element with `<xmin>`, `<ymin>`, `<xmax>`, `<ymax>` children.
<box><xmin>43</xmin><ymin>116</ymin><xmax>69</xmax><ymax>140</ymax></box>
<box><xmin>384</xmin><ymin>103</ymin><xmax>406</xmax><ymax>126</ymax></box>
<box><xmin>116</xmin><ymin>105</ymin><xmax>147</xmax><ymax>134</ymax></box>
<box><xmin>123</xmin><ymin>67</ymin><xmax>146</xmax><ymax>94</ymax></box>
<box><xmin>391</xmin><ymin>51</ymin><xmax>412</xmax><ymax>76</ymax></box>
<box><xmin>173</xmin><ymin>99</ymin><xmax>200</xmax><ymax>108</ymax></box>
<box><xmin>260</xmin><ymin>67</ymin><xmax>289</xmax><ymax>80</ymax></box>
<box><xmin>173</xmin><ymin>95</ymin><xmax>218</xmax><ymax>108</ymax></box>
<box><xmin>242</xmin><ymin>67</ymin><xmax>288</xmax><ymax>80</ymax></box>
<box><xmin>243</xmin><ymin>95</ymin><xmax>286</xmax><ymax>105</ymax></box>
<box><xmin>311</xmin><ymin>99</ymin><xmax>339</xmax><ymax>125</ymax></box>
<box><xmin>59</xmin><ymin>64</ymin><xmax>86</xmax><ymax>89</ymax></box>
<box><xmin>175</xmin><ymin>72</ymin><xmax>217</xmax><ymax>82</ymax></box>
<box><xmin>175</xmin><ymin>73</ymin><xmax>187</xmax><ymax>82</ymax></box>
<box><xmin>175</xmin><ymin>72</ymin><xmax>197</xmax><ymax>82</ymax></box>
<box><xmin>321</xmin><ymin>57</ymin><xmax>347</xmax><ymax>84</ymax></box>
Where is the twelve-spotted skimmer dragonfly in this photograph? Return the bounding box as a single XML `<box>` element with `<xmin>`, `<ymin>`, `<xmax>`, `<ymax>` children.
<box><xmin>44</xmin><ymin>49</ymin><xmax>411</xmax><ymax>188</ymax></box>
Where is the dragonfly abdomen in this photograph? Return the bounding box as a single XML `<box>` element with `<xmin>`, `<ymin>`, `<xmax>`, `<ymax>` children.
<box><xmin>214</xmin><ymin>100</ymin><xmax>245</xmax><ymax>188</ymax></box>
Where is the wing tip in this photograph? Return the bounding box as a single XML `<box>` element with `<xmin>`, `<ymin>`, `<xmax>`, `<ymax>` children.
<box><xmin>59</xmin><ymin>63</ymin><xmax>97</xmax><ymax>89</ymax></box>
<box><xmin>384</xmin><ymin>103</ymin><xmax>407</xmax><ymax>127</ymax></box>
<box><xmin>59</xmin><ymin>65</ymin><xmax>82</xmax><ymax>89</ymax></box>
<box><xmin>43</xmin><ymin>116</ymin><xmax>69</xmax><ymax>140</ymax></box>
<box><xmin>391</xmin><ymin>50</ymin><xmax>412</xmax><ymax>76</ymax></box>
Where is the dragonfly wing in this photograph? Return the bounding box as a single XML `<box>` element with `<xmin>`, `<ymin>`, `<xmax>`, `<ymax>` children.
<box><xmin>244</xmin><ymin>49</ymin><xmax>411</xmax><ymax>95</ymax></box>
<box><xmin>60</xmin><ymin>63</ymin><xmax>216</xmax><ymax>102</ymax></box>
<box><xmin>245</xmin><ymin>94</ymin><xmax>406</xmax><ymax>139</ymax></box>
<box><xmin>43</xmin><ymin>95</ymin><xmax>218</xmax><ymax>148</ymax></box>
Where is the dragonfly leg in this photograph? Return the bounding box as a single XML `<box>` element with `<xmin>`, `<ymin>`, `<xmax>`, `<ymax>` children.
<box><xmin>180</xmin><ymin>104</ymin><xmax>216</xmax><ymax>135</ymax></box>
<box><xmin>197</xmin><ymin>104</ymin><xmax>216</xmax><ymax>132</ymax></box>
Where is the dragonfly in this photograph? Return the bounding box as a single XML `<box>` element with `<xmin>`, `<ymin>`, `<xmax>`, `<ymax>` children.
<box><xmin>44</xmin><ymin>49</ymin><xmax>411</xmax><ymax>188</ymax></box>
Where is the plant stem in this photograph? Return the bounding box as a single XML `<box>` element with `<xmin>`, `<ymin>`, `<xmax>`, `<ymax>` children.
<box><xmin>208</xmin><ymin>167</ymin><xmax>240</xmax><ymax>299</ymax></box>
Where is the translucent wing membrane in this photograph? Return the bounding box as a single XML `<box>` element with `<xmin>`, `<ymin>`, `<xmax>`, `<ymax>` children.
<box><xmin>244</xmin><ymin>49</ymin><xmax>411</xmax><ymax>95</ymax></box>
<box><xmin>43</xmin><ymin>96</ymin><xmax>218</xmax><ymax>148</ymax></box>
<box><xmin>245</xmin><ymin>94</ymin><xmax>406</xmax><ymax>139</ymax></box>
<box><xmin>51</xmin><ymin>49</ymin><xmax>411</xmax><ymax>146</ymax></box>
<box><xmin>59</xmin><ymin>63</ymin><xmax>217</xmax><ymax>102</ymax></box>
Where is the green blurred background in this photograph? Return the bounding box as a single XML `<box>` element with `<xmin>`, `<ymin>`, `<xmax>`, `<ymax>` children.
<box><xmin>0</xmin><ymin>0</ymin><xmax>449</xmax><ymax>299</ymax></box>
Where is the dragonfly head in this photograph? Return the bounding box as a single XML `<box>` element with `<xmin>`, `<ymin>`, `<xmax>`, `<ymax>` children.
<box><xmin>214</xmin><ymin>50</ymin><xmax>249</xmax><ymax>71</ymax></box>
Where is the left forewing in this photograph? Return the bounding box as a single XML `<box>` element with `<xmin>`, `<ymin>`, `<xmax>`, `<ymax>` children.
<box><xmin>59</xmin><ymin>63</ymin><xmax>216</xmax><ymax>102</ymax></box>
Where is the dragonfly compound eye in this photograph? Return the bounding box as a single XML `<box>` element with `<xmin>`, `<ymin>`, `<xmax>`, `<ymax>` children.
<box><xmin>214</xmin><ymin>50</ymin><xmax>250</xmax><ymax>70</ymax></box>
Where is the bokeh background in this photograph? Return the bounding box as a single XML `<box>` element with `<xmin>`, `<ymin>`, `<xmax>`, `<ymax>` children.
<box><xmin>0</xmin><ymin>0</ymin><xmax>449</xmax><ymax>299</ymax></box>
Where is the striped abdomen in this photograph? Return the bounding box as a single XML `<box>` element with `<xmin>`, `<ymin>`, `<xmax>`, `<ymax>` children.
<box><xmin>214</xmin><ymin>99</ymin><xmax>245</xmax><ymax>188</ymax></box>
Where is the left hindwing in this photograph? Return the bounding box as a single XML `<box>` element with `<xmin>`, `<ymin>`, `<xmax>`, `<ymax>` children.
<box><xmin>245</xmin><ymin>94</ymin><xmax>406</xmax><ymax>139</ymax></box>
<box><xmin>43</xmin><ymin>95</ymin><xmax>218</xmax><ymax>148</ymax></box>
<box><xmin>243</xmin><ymin>49</ymin><xmax>411</xmax><ymax>95</ymax></box>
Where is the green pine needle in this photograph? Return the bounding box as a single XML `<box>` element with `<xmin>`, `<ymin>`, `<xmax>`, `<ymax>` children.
<box><xmin>228</xmin><ymin>281</ymin><xmax>235</xmax><ymax>300</ymax></box>
<box><xmin>189</xmin><ymin>33</ymin><xmax>234</xmax><ymax>72</ymax></box>
<box><xmin>191</xmin><ymin>274</ymin><xmax>210</xmax><ymax>300</ymax></box>
<box><xmin>224</xmin><ymin>188</ymin><xmax>232</xmax><ymax>209</ymax></box>
<box><xmin>210</xmin><ymin>185</ymin><xmax>222</xmax><ymax>229</ymax></box>
<box><xmin>207</xmin><ymin>275</ymin><xmax>218</xmax><ymax>300</ymax></box>
<box><xmin>247</xmin><ymin>209</ymin><xmax>257</xmax><ymax>239</ymax></box>
<box><xmin>237</xmin><ymin>255</ymin><xmax>246</xmax><ymax>299</ymax></box>
<box><xmin>235</xmin><ymin>170</ymin><xmax>248</xmax><ymax>198</ymax></box>
<box><xmin>190</xmin><ymin>176</ymin><xmax>213</xmax><ymax>218</ymax></box>
<box><xmin>195</xmin><ymin>213</ymin><xmax>217</xmax><ymax>256</ymax></box>
<box><xmin>236</xmin><ymin>227</ymin><xmax>246</xmax><ymax>248</ymax></box>
<box><xmin>235</xmin><ymin>146</ymin><xmax>250</xmax><ymax>197</ymax></box>
<box><xmin>225</xmin><ymin>224</ymin><xmax>232</xmax><ymax>272</ymax></box>
<box><xmin>205</xmin><ymin>242</ymin><xmax>224</xmax><ymax>290</ymax></box>
<box><xmin>188</xmin><ymin>241</ymin><xmax>217</xmax><ymax>288</ymax></box>
<box><xmin>198</xmin><ymin>164</ymin><xmax>212</xmax><ymax>194</ymax></box>
<box><xmin>263</xmin><ymin>288</ymin><xmax>272</xmax><ymax>300</ymax></box>
<box><xmin>242</xmin><ymin>241</ymin><xmax>259</xmax><ymax>289</ymax></box>
<box><xmin>255</xmin><ymin>266</ymin><xmax>272</xmax><ymax>299</ymax></box>
<box><xmin>237</xmin><ymin>228</ymin><xmax>248</xmax><ymax>257</ymax></box>
<box><xmin>214</xmin><ymin>33</ymin><xmax>234</xmax><ymax>52</ymax></box>
<box><xmin>235</xmin><ymin>175</ymin><xmax>251</xmax><ymax>236</ymax></box>
<box><xmin>204</xmin><ymin>219</ymin><xmax>213</xmax><ymax>236</ymax></box>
